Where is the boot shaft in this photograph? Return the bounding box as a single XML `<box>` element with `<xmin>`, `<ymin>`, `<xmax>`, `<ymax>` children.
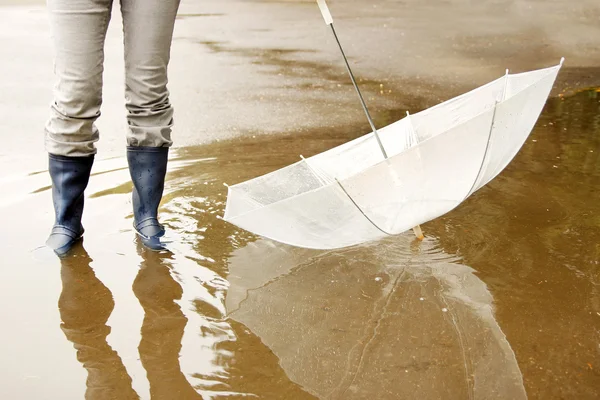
<box><xmin>48</xmin><ymin>153</ymin><xmax>94</xmax><ymax>234</ymax></box>
<box><xmin>127</xmin><ymin>146</ymin><xmax>169</xmax><ymax>244</ymax></box>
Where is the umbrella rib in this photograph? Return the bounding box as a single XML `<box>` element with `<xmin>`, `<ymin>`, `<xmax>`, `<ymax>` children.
<box><xmin>300</xmin><ymin>156</ymin><xmax>334</xmax><ymax>185</ymax></box>
<box><xmin>465</xmin><ymin>69</ymin><xmax>508</xmax><ymax>198</ymax></box>
<box><xmin>465</xmin><ymin>100</ymin><xmax>499</xmax><ymax>198</ymax></box>
<box><xmin>335</xmin><ymin>178</ymin><xmax>393</xmax><ymax>236</ymax></box>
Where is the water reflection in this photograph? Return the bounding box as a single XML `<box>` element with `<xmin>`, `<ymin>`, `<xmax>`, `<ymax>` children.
<box><xmin>156</xmin><ymin>192</ymin><xmax>317</xmax><ymax>398</ymax></box>
<box><xmin>58</xmin><ymin>240</ymin><xmax>205</xmax><ymax>399</ymax></box>
<box><xmin>58</xmin><ymin>242</ymin><xmax>139</xmax><ymax>400</ymax></box>
<box><xmin>58</xmin><ymin>205</ymin><xmax>315</xmax><ymax>398</ymax></box>
<box><xmin>227</xmin><ymin>237</ymin><xmax>527</xmax><ymax>400</ymax></box>
<box><xmin>133</xmin><ymin>243</ymin><xmax>202</xmax><ymax>399</ymax></box>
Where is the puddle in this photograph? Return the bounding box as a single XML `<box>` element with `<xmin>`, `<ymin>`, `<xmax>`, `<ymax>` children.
<box><xmin>1</xmin><ymin>89</ymin><xmax>598</xmax><ymax>399</ymax></box>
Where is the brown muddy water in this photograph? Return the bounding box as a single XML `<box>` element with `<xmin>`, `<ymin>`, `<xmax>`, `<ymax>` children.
<box><xmin>2</xmin><ymin>88</ymin><xmax>599</xmax><ymax>399</ymax></box>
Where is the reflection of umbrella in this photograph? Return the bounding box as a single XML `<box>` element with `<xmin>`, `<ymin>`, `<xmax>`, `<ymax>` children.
<box><xmin>227</xmin><ymin>237</ymin><xmax>527</xmax><ymax>399</ymax></box>
<box><xmin>223</xmin><ymin>0</ymin><xmax>564</xmax><ymax>249</ymax></box>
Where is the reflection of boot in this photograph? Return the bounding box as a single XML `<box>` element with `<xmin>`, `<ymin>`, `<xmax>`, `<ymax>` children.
<box><xmin>58</xmin><ymin>243</ymin><xmax>139</xmax><ymax>400</ymax></box>
<box><xmin>46</xmin><ymin>154</ymin><xmax>94</xmax><ymax>256</ymax></box>
<box><xmin>133</xmin><ymin>245</ymin><xmax>202</xmax><ymax>399</ymax></box>
<box><xmin>127</xmin><ymin>146</ymin><xmax>168</xmax><ymax>250</ymax></box>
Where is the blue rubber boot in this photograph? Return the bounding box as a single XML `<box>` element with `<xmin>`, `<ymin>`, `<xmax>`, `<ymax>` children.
<box><xmin>46</xmin><ymin>154</ymin><xmax>94</xmax><ymax>256</ymax></box>
<box><xmin>127</xmin><ymin>146</ymin><xmax>168</xmax><ymax>250</ymax></box>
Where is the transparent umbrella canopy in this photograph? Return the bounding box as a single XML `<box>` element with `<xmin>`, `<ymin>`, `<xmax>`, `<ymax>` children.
<box><xmin>222</xmin><ymin>1</ymin><xmax>564</xmax><ymax>250</ymax></box>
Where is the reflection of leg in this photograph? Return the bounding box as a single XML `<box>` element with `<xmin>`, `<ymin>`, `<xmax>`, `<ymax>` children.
<box><xmin>58</xmin><ymin>243</ymin><xmax>138</xmax><ymax>400</ymax></box>
<box><xmin>133</xmin><ymin>246</ymin><xmax>202</xmax><ymax>399</ymax></box>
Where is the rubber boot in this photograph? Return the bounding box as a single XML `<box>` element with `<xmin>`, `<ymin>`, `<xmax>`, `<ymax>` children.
<box><xmin>127</xmin><ymin>146</ymin><xmax>168</xmax><ymax>250</ymax></box>
<box><xmin>46</xmin><ymin>153</ymin><xmax>94</xmax><ymax>256</ymax></box>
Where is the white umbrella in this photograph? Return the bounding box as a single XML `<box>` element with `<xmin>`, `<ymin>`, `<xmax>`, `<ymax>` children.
<box><xmin>222</xmin><ymin>0</ymin><xmax>564</xmax><ymax>250</ymax></box>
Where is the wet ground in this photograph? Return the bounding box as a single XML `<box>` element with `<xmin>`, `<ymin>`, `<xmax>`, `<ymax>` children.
<box><xmin>2</xmin><ymin>0</ymin><xmax>600</xmax><ymax>399</ymax></box>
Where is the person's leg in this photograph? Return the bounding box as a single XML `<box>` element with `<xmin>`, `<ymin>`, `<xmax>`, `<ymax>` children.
<box><xmin>45</xmin><ymin>0</ymin><xmax>114</xmax><ymax>255</ymax></box>
<box><xmin>121</xmin><ymin>0</ymin><xmax>180</xmax><ymax>249</ymax></box>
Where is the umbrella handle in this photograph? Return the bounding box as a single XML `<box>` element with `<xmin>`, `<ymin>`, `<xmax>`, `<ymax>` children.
<box><xmin>316</xmin><ymin>0</ymin><xmax>333</xmax><ymax>25</ymax></box>
<box><xmin>314</xmin><ymin>0</ymin><xmax>389</xmax><ymax>159</ymax></box>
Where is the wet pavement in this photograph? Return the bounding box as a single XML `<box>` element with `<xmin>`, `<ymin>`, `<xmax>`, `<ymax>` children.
<box><xmin>2</xmin><ymin>0</ymin><xmax>600</xmax><ymax>399</ymax></box>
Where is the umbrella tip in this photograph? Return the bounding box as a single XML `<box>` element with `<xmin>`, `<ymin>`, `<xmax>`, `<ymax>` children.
<box><xmin>412</xmin><ymin>225</ymin><xmax>424</xmax><ymax>240</ymax></box>
<box><xmin>300</xmin><ymin>155</ymin><xmax>306</xmax><ymax>160</ymax></box>
<box><xmin>406</xmin><ymin>111</ymin><xmax>410</xmax><ymax>116</ymax></box>
<box><xmin>223</xmin><ymin>182</ymin><xmax>229</xmax><ymax>187</ymax></box>
<box><xmin>505</xmin><ymin>68</ymin><xmax>509</xmax><ymax>76</ymax></box>
<box><xmin>560</xmin><ymin>57</ymin><xmax>565</xmax><ymax>66</ymax></box>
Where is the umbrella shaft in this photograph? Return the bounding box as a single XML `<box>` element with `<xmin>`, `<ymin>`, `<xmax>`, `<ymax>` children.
<box><xmin>330</xmin><ymin>24</ymin><xmax>388</xmax><ymax>159</ymax></box>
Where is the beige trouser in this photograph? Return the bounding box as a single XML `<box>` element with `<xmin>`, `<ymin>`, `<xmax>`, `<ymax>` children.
<box><xmin>45</xmin><ymin>0</ymin><xmax>181</xmax><ymax>156</ymax></box>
